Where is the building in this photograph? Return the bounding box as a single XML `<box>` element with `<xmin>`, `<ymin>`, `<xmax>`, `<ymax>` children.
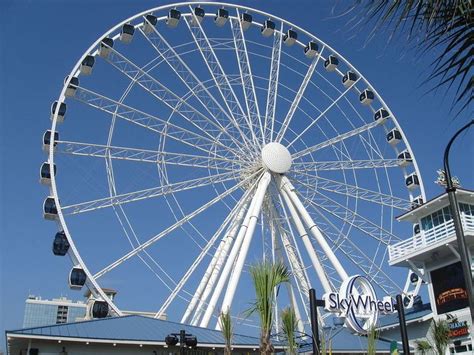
<box><xmin>386</xmin><ymin>188</ymin><xmax>473</xmax><ymax>354</ymax></box>
<box><xmin>23</xmin><ymin>296</ymin><xmax>86</xmax><ymax>328</ymax></box>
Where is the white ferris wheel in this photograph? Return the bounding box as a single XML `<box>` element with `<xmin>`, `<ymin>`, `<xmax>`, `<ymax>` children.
<box><xmin>41</xmin><ymin>2</ymin><xmax>426</xmax><ymax>332</ymax></box>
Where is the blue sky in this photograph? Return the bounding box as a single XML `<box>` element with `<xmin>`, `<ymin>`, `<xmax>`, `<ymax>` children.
<box><xmin>1</xmin><ymin>0</ymin><xmax>472</xmax><ymax>351</ymax></box>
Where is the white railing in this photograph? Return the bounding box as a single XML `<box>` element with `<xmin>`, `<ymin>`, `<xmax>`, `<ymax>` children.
<box><xmin>389</xmin><ymin>214</ymin><xmax>474</xmax><ymax>263</ymax></box>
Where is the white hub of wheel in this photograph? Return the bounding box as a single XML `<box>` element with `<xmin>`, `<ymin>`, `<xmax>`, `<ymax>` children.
<box><xmin>261</xmin><ymin>142</ymin><xmax>292</xmax><ymax>173</ymax></box>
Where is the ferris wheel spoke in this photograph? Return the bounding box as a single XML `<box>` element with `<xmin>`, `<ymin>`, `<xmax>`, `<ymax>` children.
<box><xmin>292</xmin><ymin>158</ymin><xmax>402</xmax><ymax>172</ymax></box>
<box><xmin>184</xmin><ymin>10</ymin><xmax>259</xmax><ymax>148</ymax></box>
<box><xmin>287</xmin><ymin>78</ymin><xmax>361</xmax><ymax>148</ymax></box>
<box><xmin>292</xmin><ymin>171</ymin><xmax>411</xmax><ymax>210</ymax></box>
<box><xmin>265</xmin><ymin>22</ymin><xmax>283</xmax><ymax>143</ymax></box>
<box><xmin>139</xmin><ymin>20</ymin><xmax>253</xmax><ymax>151</ymax></box>
<box><xmin>93</xmin><ymin>172</ymin><xmax>260</xmax><ymax>280</ymax></box>
<box><xmin>292</xmin><ymin>120</ymin><xmax>379</xmax><ymax>160</ymax></box>
<box><xmin>294</xmin><ymin>181</ymin><xmax>401</xmax><ymax>245</ymax></box>
<box><xmin>55</xmin><ymin>140</ymin><xmax>239</xmax><ymax>171</ymax></box>
<box><xmin>231</xmin><ymin>10</ymin><xmax>264</xmax><ymax>141</ymax></box>
<box><xmin>156</xmin><ymin>185</ymin><xmax>254</xmax><ymax>319</ymax></box>
<box><xmin>71</xmin><ymin>86</ymin><xmax>240</xmax><ymax>159</ymax></box>
<box><xmin>62</xmin><ymin>171</ymin><xmax>238</xmax><ymax>215</ymax></box>
<box><xmin>101</xmin><ymin>44</ymin><xmax>246</xmax><ymax>151</ymax></box>
<box><xmin>307</xmin><ymin>206</ymin><xmax>401</xmax><ymax>294</ymax></box>
<box><xmin>276</xmin><ymin>46</ymin><xmax>325</xmax><ymax>142</ymax></box>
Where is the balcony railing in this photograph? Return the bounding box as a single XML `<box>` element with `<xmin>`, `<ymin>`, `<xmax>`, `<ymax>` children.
<box><xmin>388</xmin><ymin>214</ymin><xmax>474</xmax><ymax>263</ymax></box>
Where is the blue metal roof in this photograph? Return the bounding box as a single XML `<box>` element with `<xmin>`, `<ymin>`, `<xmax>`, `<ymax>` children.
<box><xmin>7</xmin><ymin>315</ymin><xmax>270</xmax><ymax>347</ymax></box>
<box><xmin>378</xmin><ymin>303</ymin><xmax>432</xmax><ymax>328</ymax></box>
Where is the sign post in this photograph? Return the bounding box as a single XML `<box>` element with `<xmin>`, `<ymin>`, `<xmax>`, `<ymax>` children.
<box><xmin>309</xmin><ymin>288</ymin><xmax>323</xmax><ymax>354</ymax></box>
<box><xmin>396</xmin><ymin>294</ymin><xmax>410</xmax><ymax>355</ymax></box>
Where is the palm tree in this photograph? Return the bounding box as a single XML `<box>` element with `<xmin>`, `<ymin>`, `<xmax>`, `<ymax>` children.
<box><xmin>247</xmin><ymin>261</ymin><xmax>291</xmax><ymax>354</ymax></box>
<box><xmin>431</xmin><ymin>318</ymin><xmax>450</xmax><ymax>355</ymax></box>
<box><xmin>219</xmin><ymin>308</ymin><xmax>233</xmax><ymax>355</ymax></box>
<box><xmin>340</xmin><ymin>0</ymin><xmax>472</xmax><ymax>116</ymax></box>
<box><xmin>415</xmin><ymin>339</ymin><xmax>433</xmax><ymax>355</ymax></box>
<box><xmin>280</xmin><ymin>307</ymin><xmax>298</xmax><ymax>354</ymax></box>
<box><xmin>366</xmin><ymin>325</ymin><xmax>379</xmax><ymax>355</ymax></box>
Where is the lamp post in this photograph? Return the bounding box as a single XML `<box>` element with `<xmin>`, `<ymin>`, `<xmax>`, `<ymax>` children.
<box><xmin>443</xmin><ymin>120</ymin><xmax>474</xmax><ymax>324</ymax></box>
<box><xmin>165</xmin><ymin>330</ymin><xmax>198</xmax><ymax>354</ymax></box>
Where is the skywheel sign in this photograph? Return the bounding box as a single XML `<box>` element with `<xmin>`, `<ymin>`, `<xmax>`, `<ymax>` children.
<box><xmin>323</xmin><ymin>275</ymin><xmax>396</xmax><ymax>334</ymax></box>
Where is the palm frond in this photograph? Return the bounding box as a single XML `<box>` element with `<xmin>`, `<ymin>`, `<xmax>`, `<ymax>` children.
<box><xmin>281</xmin><ymin>307</ymin><xmax>298</xmax><ymax>354</ymax></box>
<box><xmin>219</xmin><ymin>309</ymin><xmax>233</xmax><ymax>355</ymax></box>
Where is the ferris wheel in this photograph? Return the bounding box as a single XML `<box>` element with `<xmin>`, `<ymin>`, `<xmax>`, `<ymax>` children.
<box><xmin>41</xmin><ymin>2</ymin><xmax>426</xmax><ymax>331</ymax></box>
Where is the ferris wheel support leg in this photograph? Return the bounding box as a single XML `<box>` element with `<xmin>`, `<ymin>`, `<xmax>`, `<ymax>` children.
<box><xmin>279</xmin><ymin>188</ymin><xmax>333</xmax><ymax>294</ymax></box>
<box><xmin>188</xmin><ymin>198</ymin><xmax>252</xmax><ymax>325</ymax></box>
<box><xmin>279</xmin><ymin>175</ymin><xmax>349</xmax><ymax>281</ymax></box>
<box><xmin>199</xmin><ymin>173</ymin><xmax>268</xmax><ymax>328</ymax></box>
<box><xmin>287</xmin><ymin>282</ymin><xmax>305</xmax><ymax>334</ymax></box>
<box><xmin>213</xmin><ymin>172</ymin><xmax>271</xmax><ymax>330</ymax></box>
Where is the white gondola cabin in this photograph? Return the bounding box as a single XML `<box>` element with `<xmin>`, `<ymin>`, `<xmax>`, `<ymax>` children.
<box><xmin>51</xmin><ymin>101</ymin><xmax>66</xmax><ymax>123</ymax></box>
<box><xmin>261</xmin><ymin>19</ymin><xmax>275</xmax><ymax>37</ymax></box>
<box><xmin>359</xmin><ymin>89</ymin><xmax>374</xmax><ymax>105</ymax></box>
<box><xmin>215</xmin><ymin>8</ymin><xmax>229</xmax><ymax>26</ymax></box>
<box><xmin>386</xmin><ymin>129</ymin><xmax>402</xmax><ymax>146</ymax></box>
<box><xmin>191</xmin><ymin>7</ymin><xmax>205</xmax><ymax>25</ymax></box>
<box><xmin>304</xmin><ymin>41</ymin><xmax>318</xmax><ymax>58</ymax></box>
<box><xmin>240</xmin><ymin>12</ymin><xmax>252</xmax><ymax>30</ymax></box>
<box><xmin>411</xmin><ymin>195</ymin><xmax>424</xmax><ymax>210</ymax></box>
<box><xmin>167</xmin><ymin>9</ymin><xmax>181</xmax><ymax>28</ymax></box>
<box><xmin>42</xmin><ymin>130</ymin><xmax>58</xmax><ymax>152</ymax></box>
<box><xmin>342</xmin><ymin>71</ymin><xmax>357</xmax><ymax>88</ymax></box>
<box><xmin>374</xmin><ymin>108</ymin><xmax>390</xmax><ymax>125</ymax></box>
<box><xmin>324</xmin><ymin>55</ymin><xmax>339</xmax><ymax>71</ymax></box>
<box><xmin>98</xmin><ymin>37</ymin><xmax>114</xmax><ymax>58</ymax></box>
<box><xmin>43</xmin><ymin>196</ymin><xmax>58</xmax><ymax>220</ymax></box>
<box><xmin>90</xmin><ymin>300</ymin><xmax>109</xmax><ymax>319</ymax></box>
<box><xmin>64</xmin><ymin>76</ymin><xmax>79</xmax><ymax>97</ymax></box>
<box><xmin>52</xmin><ymin>231</ymin><xmax>70</xmax><ymax>256</ymax></box>
<box><xmin>405</xmin><ymin>173</ymin><xmax>420</xmax><ymax>190</ymax></box>
<box><xmin>398</xmin><ymin>150</ymin><xmax>413</xmax><ymax>167</ymax></box>
<box><xmin>120</xmin><ymin>23</ymin><xmax>135</xmax><ymax>43</ymax></box>
<box><xmin>283</xmin><ymin>29</ymin><xmax>297</xmax><ymax>46</ymax></box>
<box><xmin>69</xmin><ymin>266</ymin><xmax>87</xmax><ymax>289</ymax></box>
<box><xmin>40</xmin><ymin>162</ymin><xmax>56</xmax><ymax>185</ymax></box>
<box><xmin>80</xmin><ymin>55</ymin><xmax>95</xmax><ymax>75</ymax></box>
<box><xmin>143</xmin><ymin>14</ymin><xmax>157</xmax><ymax>34</ymax></box>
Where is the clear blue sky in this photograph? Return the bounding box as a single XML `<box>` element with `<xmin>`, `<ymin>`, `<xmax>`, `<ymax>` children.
<box><xmin>1</xmin><ymin>0</ymin><xmax>472</xmax><ymax>351</ymax></box>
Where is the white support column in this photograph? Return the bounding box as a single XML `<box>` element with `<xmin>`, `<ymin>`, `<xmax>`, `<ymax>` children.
<box><xmin>278</xmin><ymin>175</ymin><xmax>349</xmax><ymax>281</ymax></box>
<box><xmin>199</xmin><ymin>173</ymin><xmax>270</xmax><ymax>327</ymax></box>
<box><xmin>279</xmin><ymin>189</ymin><xmax>333</xmax><ymax>294</ymax></box>
<box><xmin>287</xmin><ymin>282</ymin><xmax>305</xmax><ymax>334</ymax></box>
<box><xmin>216</xmin><ymin>172</ymin><xmax>271</xmax><ymax>329</ymax></box>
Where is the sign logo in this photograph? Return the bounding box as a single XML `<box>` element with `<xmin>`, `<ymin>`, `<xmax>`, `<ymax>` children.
<box><xmin>323</xmin><ymin>275</ymin><xmax>395</xmax><ymax>334</ymax></box>
<box><xmin>448</xmin><ymin>317</ymin><xmax>470</xmax><ymax>338</ymax></box>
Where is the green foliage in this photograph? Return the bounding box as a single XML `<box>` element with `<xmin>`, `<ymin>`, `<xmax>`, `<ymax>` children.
<box><xmin>280</xmin><ymin>307</ymin><xmax>298</xmax><ymax>355</ymax></box>
<box><xmin>366</xmin><ymin>325</ymin><xmax>379</xmax><ymax>355</ymax></box>
<box><xmin>430</xmin><ymin>318</ymin><xmax>450</xmax><ymax>355</ymax></box>
<box><xmin>247</xmin><ymin>261</ymin><xmax>291</xmax><ymax>354</ymax></box>
<box><xmin>341</xmin><ymin>0</ymin><xmax>472</xmax><ymax>116</ymax></box>
<box><xmin>219</xmin><ymin>308</ymin><xmax>233</xmax><ymax>355</ymax></box>
<box><xmin>415</xmin><ymin>339</ymin><xmax>432</xmax><ymax>355</ymax></box>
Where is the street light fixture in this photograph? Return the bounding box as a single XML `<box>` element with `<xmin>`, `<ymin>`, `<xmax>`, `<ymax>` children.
<box><xmin>443</xmin><ymin>119</ymin><xmax>474</xmax><ymax>324</ymax></box>
<box><xmin>165</xmin><ymin>329</ymin><xmax>198</xmax><ymax>354</ymax></box>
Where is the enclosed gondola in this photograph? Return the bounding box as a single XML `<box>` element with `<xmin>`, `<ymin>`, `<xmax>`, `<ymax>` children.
<box><xmin>411</xmin><ymin>195</ymin><xmax>424</xmax><ymax>209</ymax></box>
<box><xmin>283</xmin><ymin>29</ymin><xmax>297</xmax><ymax>46</ymax></box>
<box><xmin>40</xmin><ymin>162</ymin><xmax>56</xmax><ymax>185</ymax></box>
<box><xmin>143</xmin><ymin>14</ymin><xmax>158</xmax><ymax>33</ymax></box>
<box><xmin>342</xmin><ymin>71</ymin><xmax>357</xmax><ymax>88</ymax></box>
<box><xmin>324</xmin><ymin>55</ymin><xmax>339</xmax><ymax>71</ymax></box>
<box><xmin>374</xmin><ymin>108</ymin><xmax>390</xmax><ymax>125</ymax></box>
<box><xmin>80</xmin><ymin>55</ymin><xmax>95</xmax><ymax>75</ymax></box>
<box><xmin>386</xmin><ymin>129</ymin><xmax>402</xmax><ymax>146</ymax></box>
<box><xmin>64</xmin><ymin>76</ymin><xmax>79</xmax><ymax>97</ymax></box>
<box><xmin>405</xmin><ymin>173</ymin><xmax>420</xmax><ymax>190</ymax></box>
<box><xmin>240</xmin><ymin>12</ymin><xmax>252</xmax><ymax>30</ymax></box>
<box><xmin>304</xmin><ymin>41</ymin><xmax>318</xmax><ymax>58</ymax></box>
<box><xmin>120</xmin><ymin>23</ymin><xmax>135</xmax><ymax>43</ymax></box>
<box><xmin>51</xmin><ymin>101</ymin><xmax>66</xmax><ymax>123</ymax></box>
<box><xmin>261</xmin><ymin>19</ymin><xmax>275</xmax><ymax>37</ymax></box>
<box><xmin>90</xmin><ymin>300</ymin><xmax>109</xmax><ymax>318</ymax></box>
<box><xmin>69</xmin><ymin>266</ymin><xmax>87</xmax><ymax>289</ymax></box>
<box><xmin>190</xmin><ymin>7</ymin><xmax>205</xmax><ymax>25</ymax></box>
<box><xmin>52</xmin><ymin>231</ymin><xmax>70</xmax><ymax>256</ymax></box>
<box><xmin>98</xmin><ymin>37</ymin><xmax>114</xmax><ymax>58</ymax></box>
<box><xmin>397</xmin><ymin>150</ymin><xmax>413</xmax><ymax>167</ymax></box>
<box><xmin>42</xmin><ymin>130</ymin><xmax>59</xmax><ymax>152</ymax></box>
<box><xmin>215</xmin><ymin>8</ymin><xmax>229</xmax><ymax>26</ymax></box>
<box><xmin>359</xmin><ymin>89</ymin><xmax>374</xmax><ymax>105</ymax></box>
<box><xmin>167</xmin><ymin>9</ymin><xmax>181</xmax><ymax>28</ymax></box>
<box><xmin>413</xmin><ymin>223</ymin><xmax>421</xmax><ymax>235</ymax></box>
<box><xmin>43</xmin><ymin>196</ymin><xmax>58</xmax><ymax>220</ymax></box>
